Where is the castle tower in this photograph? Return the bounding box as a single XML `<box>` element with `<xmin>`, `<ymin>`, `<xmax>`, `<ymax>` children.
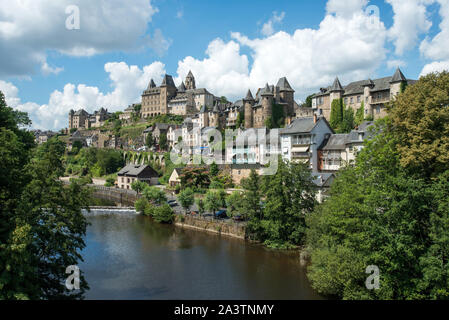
<box><xmin>261</xmin><ymin>84</ymin><xmax>274</xmax><ymax>126</ymax></box>
<box><xmin>69</xmin><ymin>109</ymin><xmax>74</xmax><ymax>129</ymax></box>
<box><xmin>243</xmin><ymin>89</ymin><xmax>255</xmax><ymax>129</ymax></box>
<box><xmin>276</xmin><ymin>77</ymin><xmax>295</xmax><ymax>115</ymax></box>
<box><xmin>160</xmin><ymin>74</ymin><xmax>177</xmax><ymax>115</ymax></box>
<box><xmin>185</xmin><ymin>70</ymin><xmax>196</xmax><ymax>90</ymax></box>
<box><xmin>390</xmin><ymin>67</ymin><xmax>407</xmax><ymax>98</ymax></box>
<box><xmin>329</xmin><ymin>77</ymin><xmax>344</xmax><ymax>102</ymax></box>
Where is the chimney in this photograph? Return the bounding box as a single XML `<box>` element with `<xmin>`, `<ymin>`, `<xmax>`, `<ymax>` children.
<box><xmin>313</xmin><ymin>113</ymin><xmax>317</xmax><ymax>123</ymax></box>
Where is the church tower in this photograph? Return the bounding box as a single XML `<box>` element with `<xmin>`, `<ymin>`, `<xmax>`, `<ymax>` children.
<box><xmin>185</xmin><ymin>70</ymin><xmax>196</xmax><ymax>90</ymax></box>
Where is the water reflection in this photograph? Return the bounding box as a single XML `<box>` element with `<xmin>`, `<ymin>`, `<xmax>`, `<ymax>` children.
<box><xmin>80</xmin><ymin>213</ymin><xmax>323</xmax><ymax>300</ymax></box>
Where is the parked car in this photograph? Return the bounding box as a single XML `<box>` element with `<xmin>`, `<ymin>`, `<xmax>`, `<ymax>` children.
<box><xmin>215</xmin><ymin>210</ymin><xmax>227</xmax><ymax>219</ymax></box>
<box><xmin>167</xmin><ymin>200</ymin><xmax>177</xmax><ymax>207</ymax></box>
<box><xmin>233</xmin><ymin>215</ymin><xmax>244</xmax><ymax>222</ymax></box>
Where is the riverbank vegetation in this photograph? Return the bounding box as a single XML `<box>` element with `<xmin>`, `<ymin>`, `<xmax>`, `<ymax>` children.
<box><xmin>0</xmin><ymin>92</ymin><xmax>90</xmax><ymax>299</ymax></box>
<box><xmin>306</xmin><ymin>72</ymin><xmax>449</xmax><ymax>299</ymax></box>
<box><xmin>134</xmin><ymin>185</ymin><xmax>174</xmax><ymax>224</ymax></box>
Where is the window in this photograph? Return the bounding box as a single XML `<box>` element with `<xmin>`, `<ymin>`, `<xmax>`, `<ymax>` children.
<box><xmin>344</xmin><ymin>98</ymin><xmax>348</xmax><ymax>104</ymax></box>
<box><xmin>376</xmin><ymin>106</ymin><xmax>381</xmax><ymax>114</ymax></box>
<box><xmin>357</xmin><ymin>96</ymin><xmax>361</xmax><ymax>103</ymax></box>
<box><xmin>350</xmin><ymin>97</ymin><xmax>353</xmax><ymax>104</ymax></box>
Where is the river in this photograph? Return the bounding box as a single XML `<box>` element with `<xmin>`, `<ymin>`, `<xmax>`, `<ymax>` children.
<box><xmin>80</xmin><ymin>210</ymin><xmax>323</xmax><ymax>300</ymax></box>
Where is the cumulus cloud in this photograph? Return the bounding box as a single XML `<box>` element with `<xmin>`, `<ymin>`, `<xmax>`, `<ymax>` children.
<box><xmin>387</xmin><ymin>59</ymin><xmax>406</xmax><ymax>70</ymax></box>
<box><xmin>261</xmin><ymin>12</ymin><xmax>285</xmax><ymax>37</ymax></box>
<box><xmin>0</xmin><ymin>0</ymin><xmax>158</xmax><ymax>77</ymax></box>
<box><xmin>387</xmin><ymin>0</ymin><xmax>434</xmax><ymax>55</ymax></box>
<box><xmin>176</xmin><ymin>5</ymin><xmax>386</xmax><ymax>101</ymax></box>
<box><xmin>420</xmin><ymin>60</ymin><xmax>449</xmax><ymax>76</ymax></box>
<box><xmin>420</xmin><ymin>0</ymin><xmax>449</xmax><ymax>75</ymax></box>
<box><xmin>0</xmin><ymin>62</ymin><xmax>166</xmax><ymax>130</ymax></box>
<box><xmin>146</xmin><ymin>29</ymin><xmax>172</xmax><ymax>57</ymax></box>
<box><xmin>41</xmin><ymin>60</ymin><xmax>64</xmax><ymax>76</ymax></box>
<box><xmin>326</xmin><ymin>0</ymin><xmax>369</xmax><ymax>18</ymax></box>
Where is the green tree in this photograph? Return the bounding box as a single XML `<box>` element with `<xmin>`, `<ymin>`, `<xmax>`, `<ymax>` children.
<box><xmin>225</xmin><ymin>191</ymin><xmax>243</xmax><ymax>217</ymax></box>
<box><xmin>135</xmin><ymin>197</ymin><xmax>150</xmax><ymax>214</ymax></box>
<box><xmin>355</xmin><ymin>102</ymin><xmax>365</xmax><ymax>126</ymax></box>
<box><xmin>303</xmin><ymin>94</ymin><xmax>315</xmax><ymax>108</ymax></box>
<box><xmin>146</xmin><ymin>132</ymin><xmax>154</xmax><ymax>148</ymax></box>
<box><xmin>196</xmin><ymin>198</ymin><xmax>205</xmax><ymax>216</ymax></box>
<box><xmin>261</xmin><ymin>158</ymin><xmax>316</xmax><ymax>248</ymax></box>
<box><xmin>159</xmin><ymin>133</ymin><xmax>168</xmax><ymax>151</ymax></box>
<box><xmin>1</xmin><ymin>92</ymin><xmax>90</xmax><ymax>299</ymax></box>
<box><xmin>131</xmin><ymin>180</ymin><xmax>147</xmax><ymax>194</ymax></box>
<box><xmin>204</xmin><ymin>190</ymin><xmax>222</xmax><ymax>215</ymax></box>
<box><xmin>152</xmin><ymin>204</ymin><xmax>174</xmax><ymax>224</ymax></box>
<box><xmin>330</xmin><ymin>98</ymin><xmax>344</xmax><ymax>129</ymax></box>
<box><xmin>339</xmin><ymin>107</ymin><xmax>354</xmax><ymax>133</ymax></box>
<box><xmin>142</xmin><ymin>186</ymin><xmax>167</xmax><ymax>205</ymax></box>
<box><xmin>210</xmin><ymin>162</ymin><xmax>219</xmax><ymax>177</ymax></box>
<box><xmin>178</xmin><ymin>187</ymin><xmax>194</xmax><ymax>213</ymax></box>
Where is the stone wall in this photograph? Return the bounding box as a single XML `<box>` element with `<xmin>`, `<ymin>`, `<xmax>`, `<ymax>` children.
<box><xmin>174</xmin><ymin>215</ymin><xmax>246</xmax><ymax>240</ymax></box>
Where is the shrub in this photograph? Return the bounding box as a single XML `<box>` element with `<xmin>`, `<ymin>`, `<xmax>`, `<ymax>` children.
<box><xmin>135</xmin><ymin>197</ymin><xmax>150</xmax><ymax>214</ymax></box>
<box><xmin>152</xmin><ymin>204</ymin><xmax>174</xmax><ymax>224</ymax></box>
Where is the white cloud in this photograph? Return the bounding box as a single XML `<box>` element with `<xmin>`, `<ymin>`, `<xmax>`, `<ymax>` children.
<box><xmin>420</xmin><ymin>0</ymin><xmax>449</xmax><ymax>60</ymax></box>
<box><xmin>387</xmin><ymin>59</ymin><xmax>406</xmax><ymax>69</ymax></box>
<box><xmin>0</xmin><ymin>0</ymin><xmax>158</xmax><ymax>77</ymax></box>
<box><xmin>420</xmin><ymin>60</ymin><xmax>449</xmax><ymax>76</ymax></box>
<box><xmin>146</xmin><ymin>29</ymin><xmax>172</xmax><ymax>57</ymax></box>
<box><xmin>176</xmin><ymin>5</ymin><xmax>387</xmax><ymax>101</ymax></box>
<box><xmin>261</xmin><ymin>12</ymin><xmax>285</xmax><ymax>37</ymax></box>
<box><xmin>420</xmin><ymin>0</ymin><xmax>449</xmax><ymax>76</ymax></box>
<box><xmin>387</xmin><ymin>0</ymin><xmax>434</xmax><ymax>55</ymax></box>
<box><xmin>0</xmin><ymin>62</ymin><xmax>166</xmax><ymax>130</ymax></box>
<box><xmin>326</xmin><ymin>0</ymin><xmax>369</xmax><ymax>18</ymax></box>
<box><xmin>41</xmin><ymin>60</ymin><xmax>64</xmax><ymax>76</ymax></box>
<box><xmin>176</xmin><ymin>9</ymin><xmax>184</xmax><ymax>19</ymax></box>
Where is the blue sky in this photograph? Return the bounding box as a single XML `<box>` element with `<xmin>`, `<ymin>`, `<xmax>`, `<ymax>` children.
<box><xmin>1</xmin><ymin>0</ymin><xmax>448</xmax><ymax>130</ymax></box>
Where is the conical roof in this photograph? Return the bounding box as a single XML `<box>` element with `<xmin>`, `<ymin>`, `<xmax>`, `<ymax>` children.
<box><xmin>244</xmin><ymin>89</ymin><xmax>254</xmax><ymax>101</ymax></box>
<box><xmin>161</xmin><ymin>74</ymin><xmax>176</xmax><ymax>87</ymax></box>
<box><xmin>147</xmin><ymin>79</ymin><xmax>156</xmax><ymax>89</ymax></box>
<box><xmin>330</xmin><ymin>77</ymin><xmax>344</xmax><ymax>92</ymax></box>
<box><xmin>178</xmin><ymin>81</ymin><xmax>186</xmax><ymax>92</ymax></box>
<box><xmin>276</xmin><ymin>77</ymin><xmax>294</xmax><ymax>92</ymax></box>
<box><xmin>186</xmin><ymin>70</ymin><xmax>194</xmax><ymax>78</ymax></box>
<box><xmin>390</xmin><ymin>67</ymin><xmax>406</xmax><ymax>83</ymax></box>
<box><xmin>261</xmin><ymin>83</ymin><xmax>274</xmax><ymax>96</ymax></box>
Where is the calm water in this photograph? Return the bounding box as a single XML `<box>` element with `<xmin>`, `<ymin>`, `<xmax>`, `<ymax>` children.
<box><xmin>80</xmin><ymin>211</ymin><xmax>323</xmax><ymax>300</ymax></box>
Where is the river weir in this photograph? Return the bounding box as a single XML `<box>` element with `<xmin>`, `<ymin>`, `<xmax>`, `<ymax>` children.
<box><xmin>79</xmin><ymin>209</ymin><xmax>323</xmax><ymax>300</ymax></box>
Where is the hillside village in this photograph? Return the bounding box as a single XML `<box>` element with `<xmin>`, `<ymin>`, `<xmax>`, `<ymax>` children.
<box><xmin>39</xmin><ymin>67</ymin><xmax>415</xmax><ymax>202</ymax></box>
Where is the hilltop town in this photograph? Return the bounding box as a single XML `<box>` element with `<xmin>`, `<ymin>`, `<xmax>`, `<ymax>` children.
<box><xmin>39</xmin><ymin>67</ymin><xmax>413</xmax><ymax>202</ymax></box>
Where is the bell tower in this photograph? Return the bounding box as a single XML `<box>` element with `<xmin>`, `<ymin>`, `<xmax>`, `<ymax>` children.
<box><xmin>185</xmin><ymin>70</ymin><xmax>196</xmax><ymax>90</ymax></box>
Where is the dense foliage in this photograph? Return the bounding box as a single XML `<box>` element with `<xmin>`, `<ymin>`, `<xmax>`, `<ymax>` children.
<box><xmin>243</xmin><ymin>160</ymin><xmax>317</xmax><ymax>249</ymax></box>
<box><xmin>306</xmin><ymin>72</ymin><xmax>449</xmax><ymax>300</ymax></box>
<box><xmin>0</xmin><ymin>92</ymin><xmax>90</xmax><ymax>299</ymax></box>
<box><xmin>65</xmin><ymin>147</ymin><xmax>125</xmax><ymax>177</ymax></box>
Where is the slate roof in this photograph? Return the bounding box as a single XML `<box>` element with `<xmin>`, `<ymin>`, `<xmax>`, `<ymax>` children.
<box><xmin>244</xmin><ymin>89</ymin><xmax>254</xmax><ymax>100</ymax></box>
<box><xmin>74</xmin><ymin>109</ymin><xmax>89</xmax><ymax>116</ymax></box>
<box><xmin>161</xmin><ymin>74</ymin><xmax>176</xmax><ymax>87</ymax></box>
<box><xmin>391</xmin><ymin>67</ymin><xmax>407</xmax><ymax>83</ymax></box>
<box><xmin>147</xmin><ymin>79</ymin><xmax>156</xmax><ymax>89</ymax></box>
<box><xmin>178</xmin><ymin>81</ymin><xmax>186</xmax><ymax>92</ymax></box>
<box><xmin>261</xmin><ymin>83</ymin><xmax>274</xmax><ymax>96</ymax></box>
<box><xmin>330</xmin><ymin>77</ymin><xmax>344</xmax><ymax>92</ymax></box>
<box><xmin>117</xmin><ymin>164</ymin><xmax>158</xmax><ymax>177</ymax></box>
<box><xmin>276</xmin><ymin>77</ymin><xmax>294</xmax><ymax>92</ymax></box>
<box><xmin>321</xmin><ymin>134</ymin><xmax>348</xmax><ymax>150</ymax></box>
<box><xmin>314</xmin><ymin>68</ymin><xmax>414</xmax><ymax>97</ymax></box>
<box><xmin>280</xmin><ymin>117</ymin><xmax>317</xmax><ymax>135</ymax></box>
